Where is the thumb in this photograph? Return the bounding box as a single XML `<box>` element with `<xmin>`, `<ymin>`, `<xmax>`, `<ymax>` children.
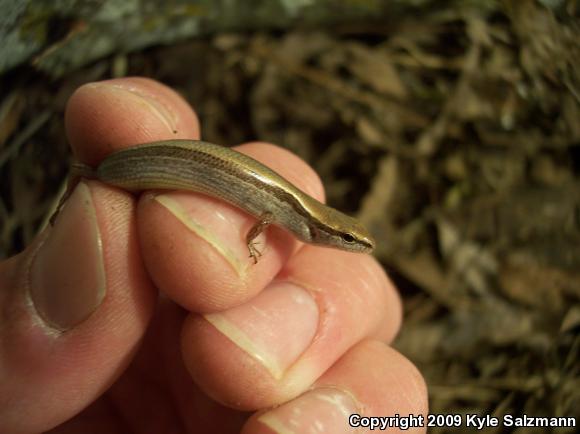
<box><xmin>0</xmin><ymin>181</ymin><xmax>156</xmax><ymax>433</ymax></box>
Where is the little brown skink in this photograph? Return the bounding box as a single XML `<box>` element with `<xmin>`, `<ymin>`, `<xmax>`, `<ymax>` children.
<box><xmin>52</xmin><ymin>140</ymin><xmax>375</xmax><ymax>262</ymax></box>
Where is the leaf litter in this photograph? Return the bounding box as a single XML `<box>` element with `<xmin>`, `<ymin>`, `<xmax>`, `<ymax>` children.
<box><xmin>1</xmin><ymin>0</ymin><xmax>579</xmax><ymax>429</ymax></box>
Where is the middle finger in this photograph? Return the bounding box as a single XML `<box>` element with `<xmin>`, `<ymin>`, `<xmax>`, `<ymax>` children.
<box><xmin>181</xmin><ymin>246</ymin><xmax>401</xmax><ymax>410</ymax></box>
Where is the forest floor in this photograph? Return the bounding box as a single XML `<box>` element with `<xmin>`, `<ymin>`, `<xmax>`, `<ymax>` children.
<box><xmin>1</xmin><ymin>0</ymin><xmax>579</xmax><ymax>431</ymax></box>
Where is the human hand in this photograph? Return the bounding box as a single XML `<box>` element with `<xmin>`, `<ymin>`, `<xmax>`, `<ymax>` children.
<box><xmin>0</xmin><ymin>78</ymin><xmax>427</xmax><ymax>433</ymax></box>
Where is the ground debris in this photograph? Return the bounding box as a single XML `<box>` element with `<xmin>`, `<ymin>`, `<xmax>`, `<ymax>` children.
<box><xmin>1</xmin><ymin>0</ymin><xmax>579</xmax><ymax>426</ymax></box>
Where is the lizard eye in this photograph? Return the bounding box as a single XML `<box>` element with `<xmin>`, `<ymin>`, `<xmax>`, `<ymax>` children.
<box><xmin>341</xmin><ymin>233</ymin><xmax>356</xmax><ymax>243</ymax></box>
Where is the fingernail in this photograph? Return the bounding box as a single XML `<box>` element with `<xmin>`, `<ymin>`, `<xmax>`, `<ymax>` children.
<box><xmin>152</xmin><ymin>192</ymin><xmax>261</xmax><ymax>276</ymax></box>
<box><xmin>29</xmin><ymin>182</ymin><xmax>106</xmax><ymax>330</ymax></box>
<box><xmin>89</xmin><ymin>81</ymin><xmax>178</xmax><ymax>134</ymax></box>
<box><xmin>205</xmin><ymin>282</ymin><xmax>319</xmax><ymax>379</ymax></box>
<box><xmin>257</xmin><ymin>388</ymin><xmax>360</xmax><ymax>434</ymax></box>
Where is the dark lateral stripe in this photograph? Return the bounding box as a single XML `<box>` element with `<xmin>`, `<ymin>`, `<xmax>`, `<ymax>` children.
<box><xmin>103</xmin><ymin>143</ymin><xmax>350</xmax><ymax>238</ymax></box>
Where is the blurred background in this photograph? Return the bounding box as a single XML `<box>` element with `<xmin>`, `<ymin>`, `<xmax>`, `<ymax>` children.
<box><xmin>1</xmin><ymin>0</ymin><xmax>579</xmax><ymax>431</ymax></box>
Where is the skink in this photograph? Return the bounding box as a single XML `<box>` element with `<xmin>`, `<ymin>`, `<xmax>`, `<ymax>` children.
<box><xmin>52</xmin><ymin>139</ymin><xmax>375</xmax><ymax>262</ymax></box>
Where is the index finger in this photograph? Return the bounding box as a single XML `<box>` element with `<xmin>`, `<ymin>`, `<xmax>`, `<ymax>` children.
<box><xmin>137</xmin><ymin>141</ymin><xmax>327</xmax><ymax>312</ymax></box>
<box><xmin>66</xmin><ymin>78</ymin><xmax>326</xmax><ymax>312</ymax></box>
